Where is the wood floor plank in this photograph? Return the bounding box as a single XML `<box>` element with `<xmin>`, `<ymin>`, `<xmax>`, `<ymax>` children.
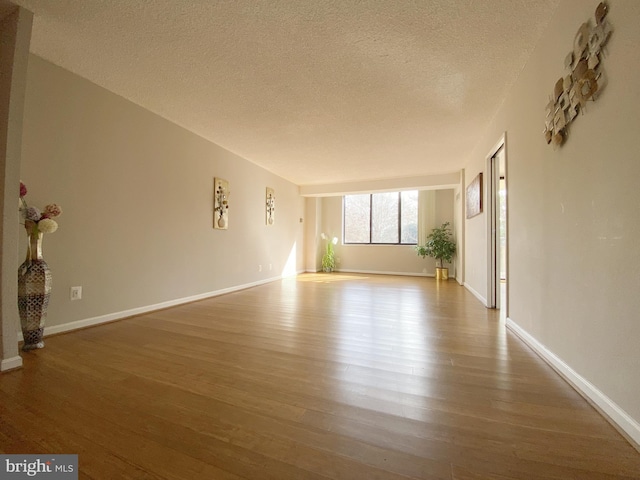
<box><xmin>1</xmin><ymin>273</ymin><xmax>639</xmax><ymax>479</ymax></box>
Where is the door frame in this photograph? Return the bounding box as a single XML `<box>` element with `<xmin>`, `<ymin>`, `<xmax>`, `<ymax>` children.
<box><xmin>486</xmin><ymin>134</ymin><xmax>507</xmax><ymax>311</ymax></box>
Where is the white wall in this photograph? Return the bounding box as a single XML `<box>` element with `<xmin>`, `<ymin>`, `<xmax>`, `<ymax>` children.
<box><xmin>464</xmin><ymin>0</ymin><xmax>640</xmax><ymax>438</ymax></box>
<box><xmin>321</xmin><ymin>189</ymin><xmax>455</xmax><ymax>276</ymax></box>
<box><xmin>20</xmin><ymin>55</ymin><xmax>304</xmax><ymax>331</ymax></box>
<box><xmin>463</xmin><ymin>171</ymin><xmax>488</xmax><ymax>303</ymax></box>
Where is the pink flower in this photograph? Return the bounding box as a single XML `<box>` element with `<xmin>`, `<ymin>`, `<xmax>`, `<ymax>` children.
<box><xmin>18</xmin><ymin>182</ymin><xmax>62</xmax><ymax>234</ymax></box>
<box><xmin>44</xmin><ymin>204</ymin><xmax>62</xmax><ymax>217</ymax></box>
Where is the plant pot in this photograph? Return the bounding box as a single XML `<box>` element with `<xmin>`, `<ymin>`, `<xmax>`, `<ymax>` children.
<box><xmin>435</xmin><ymin>267</ymin><xmax>448</xmax><ymax>280</ymax></box>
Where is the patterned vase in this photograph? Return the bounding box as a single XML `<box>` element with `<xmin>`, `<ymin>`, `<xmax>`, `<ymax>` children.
<box><xmin>17</xmin><ymin>231</ymin><xmax>52</xmax><ymax>350</ymax></box>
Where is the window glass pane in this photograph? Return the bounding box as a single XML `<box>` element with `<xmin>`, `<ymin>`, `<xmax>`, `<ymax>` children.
<box><xmin>400</xmin><ymin>190</ymin><xmax>418</xmax><ymax>244</ymax></box>
<box><xmin>371</xmin><ymin>192</ymin><xmax>399</xmax><ymax>243</ymax></box>
<box><xmin>344</xmin><ymin>190</ymin><xmax>419</xmax><ymax>245</ymax></box>
<box><xmin>344</xmin><ymin>194</ymin><xmax>370</xmax><ymax>243</ymax></box>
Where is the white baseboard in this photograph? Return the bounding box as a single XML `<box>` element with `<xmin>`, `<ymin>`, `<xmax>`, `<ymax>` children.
<box><xmin>1</xmin><ymin>355</ymin><xmax>23</xmax><ymax>372</ymax></box>
<box><xmin>464</xmin><ymin>282</ymin><xmax>487</xmax><ymax>305</ymax></box>
<box><xmin>18</xmin><ymin>275</ymin><xmax>285</xmax><ymax>341</ymax></box>
<box><xmin>506</xmin><ymin>317</ymin><xmax>640</xmax><ymax>450</ymax></box>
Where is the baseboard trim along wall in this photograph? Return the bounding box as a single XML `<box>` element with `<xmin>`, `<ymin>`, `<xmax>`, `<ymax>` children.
<box><xmin>506</xmin><ymin>317</ymin><xmax>640</xmax><ymax>451</ymax></box>
<box><xmin>18</xmin><ymin>273</ymin><xmax>295</xmax><ymax>342</ymax></box>
<box><xmin>463</xmin><ymin>282</ymin><xmax>487</xmax><ymax>306</ymax></box>
<box><xmin>0</xmin><ymin>356</ymin><xmax>23</xmax><ymax>372</ymax></box>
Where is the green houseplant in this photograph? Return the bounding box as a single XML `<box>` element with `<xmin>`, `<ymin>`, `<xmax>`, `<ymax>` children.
<box><xmin>321</xmin><ymin>233</ymin><xmax>338</xmax><ymax>272</ymax></box>
<box><xmin>415</xmin><ymin>222</ymin><xmax>456</xmax><ymax>280</ymax></box>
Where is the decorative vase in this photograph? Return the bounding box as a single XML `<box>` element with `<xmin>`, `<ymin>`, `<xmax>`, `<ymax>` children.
<box><xmin>17</xmin><ymin>231</ymin><xmax>52</xmax><ymax>350</ymax></box>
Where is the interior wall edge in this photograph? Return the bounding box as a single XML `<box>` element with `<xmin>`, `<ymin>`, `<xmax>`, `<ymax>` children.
<box><xmin>506</xmin><ymin>317</ymin><xmax>640</xmax><ymax>452</ymax></box>
<box><xmin>0</xmin><ymin>355</ymin><xmax>22</xmax><ymax>372</ymax></box>
<box><xmin>463</xmin><ymin>282</ymin><xmax>487</xmax><ymax>306</ymax></box>
<box><xmin>16</xmin><ymin>272</ymin><xmax>299</xmax><ymax>343</ymax></box>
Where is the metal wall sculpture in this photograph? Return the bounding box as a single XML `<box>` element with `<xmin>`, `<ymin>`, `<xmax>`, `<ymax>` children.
<box><xmin>544</xmin><ymin>2</ymin><xmax>612</xmax><ymax>147</ymax></box>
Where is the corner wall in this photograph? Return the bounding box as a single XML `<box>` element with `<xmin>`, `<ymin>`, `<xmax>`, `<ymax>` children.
<box><xmin>464</xmin><ymin>0</ymin><xmax>640</xmax><ymax>442</ymax></box>
<box><xmin>304</xmin><ymin>197</ymin><xmax>322</xmax><ymax>272</ymax></box>
<box><xmin>0</xmin><ymin>4</ymin><xmax>31</xmax><ymax>371</ymax></box>
<box><xmin>20</xmin><ymin>55</ymin><xmax>304</xmax><ymax>332</ymax></box>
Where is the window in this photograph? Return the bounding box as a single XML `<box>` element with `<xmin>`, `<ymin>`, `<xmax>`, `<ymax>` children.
<box><xmin>343</xmin><ymin>191</ymin><xmax>418</xmax><ymax>244</ymax></box>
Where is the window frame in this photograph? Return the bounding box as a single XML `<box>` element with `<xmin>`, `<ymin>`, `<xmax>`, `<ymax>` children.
<box><xmin>342</xmin><ymin>191</ymin><xmax>418</xmax><ymax>245</ymax></box>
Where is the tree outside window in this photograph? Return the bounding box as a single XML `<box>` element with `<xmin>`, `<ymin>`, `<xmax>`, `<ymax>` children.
<box><xmin>344</xmin><ymin>191</ymin><xmax>418</xmax><ymax>245</ymax></box>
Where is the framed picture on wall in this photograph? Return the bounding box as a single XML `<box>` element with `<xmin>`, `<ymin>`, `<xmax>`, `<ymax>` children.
<box><xmin>214</xmin><ymin>177</ymin><xmax>229</xmax><ymax>229</ymax></box>
<box><xmin>266</xmin><ymin>187</ymin><xmax>275</xmax><ymax>225</ymax></box>
<box><xmin>466</xmin><ymin>173</ymin><xmax>483</xmax><ymax>219</ymax></box>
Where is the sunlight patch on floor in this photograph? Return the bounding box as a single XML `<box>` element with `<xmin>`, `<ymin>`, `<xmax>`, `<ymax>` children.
<box><xmin>296</xmin><ymin>273</ymin><xmax>369</xmax><ymax>283</ymax></box>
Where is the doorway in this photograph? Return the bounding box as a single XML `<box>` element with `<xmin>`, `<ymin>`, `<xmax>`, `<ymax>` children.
<box><xmin>488</xmin><ymin>140</ymin><xmax>507</xmax><ymax>316</ymax></box>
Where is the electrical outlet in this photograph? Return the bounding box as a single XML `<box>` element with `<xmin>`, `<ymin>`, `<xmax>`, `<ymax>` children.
<box><xmin>258</xmin><ymin>265</ymin><xmax>262</xmax><ymax>272</ymax></box>
<box><xmin>70</xmin><ymin>286</ymin><xmax>82</xmax><ymax>301</ymax></box>
<box><xmin>336</xmin><ymin>257</ymin><xmax>341</xmax><ymax>265</ymax></box>
<box><xmin>269</xmin><ymin>264</ymin><xmax>272</xmax><ymax>270</ymax></box>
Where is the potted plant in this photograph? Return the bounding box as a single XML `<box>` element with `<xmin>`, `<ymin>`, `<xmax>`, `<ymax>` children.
<box><xmin>415</xmin><ymin>222</ymin><xmax>456</xmax><ymax>280</ymax></box>
<box><xmin>320</xmin><ymin>233</ymin><xmax>338</xmax><ymax>272</ymax></box>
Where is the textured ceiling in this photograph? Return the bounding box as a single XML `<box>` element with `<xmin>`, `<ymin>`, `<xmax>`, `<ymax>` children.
<box><xmin>0</xmin><ymin>0</ymin><xmax>17</xmax><ymax>20</ymax></box>
<box><xmin>14</xmin><ymin>0</ymin><xmax>559</xmax><ymax>186</ymax></box>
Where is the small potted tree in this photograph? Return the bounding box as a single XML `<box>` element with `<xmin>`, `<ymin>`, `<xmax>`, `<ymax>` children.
<box><xmin>415</xmin><ymin>222</ymin><xmax>456</xmax><ymax>280</ymax></box>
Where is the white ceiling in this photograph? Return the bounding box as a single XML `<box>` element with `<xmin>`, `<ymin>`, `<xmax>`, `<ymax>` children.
<box><xmin>13</xmin><ymin>0</ymin><xmax>559</xmax><ymax>186</ymax></box>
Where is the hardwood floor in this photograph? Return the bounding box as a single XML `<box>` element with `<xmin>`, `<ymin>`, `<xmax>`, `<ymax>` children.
<box><xmin>1</xmin><ymin>273</ymin><xmax>639</xmax><ymax>479</ymax></box>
